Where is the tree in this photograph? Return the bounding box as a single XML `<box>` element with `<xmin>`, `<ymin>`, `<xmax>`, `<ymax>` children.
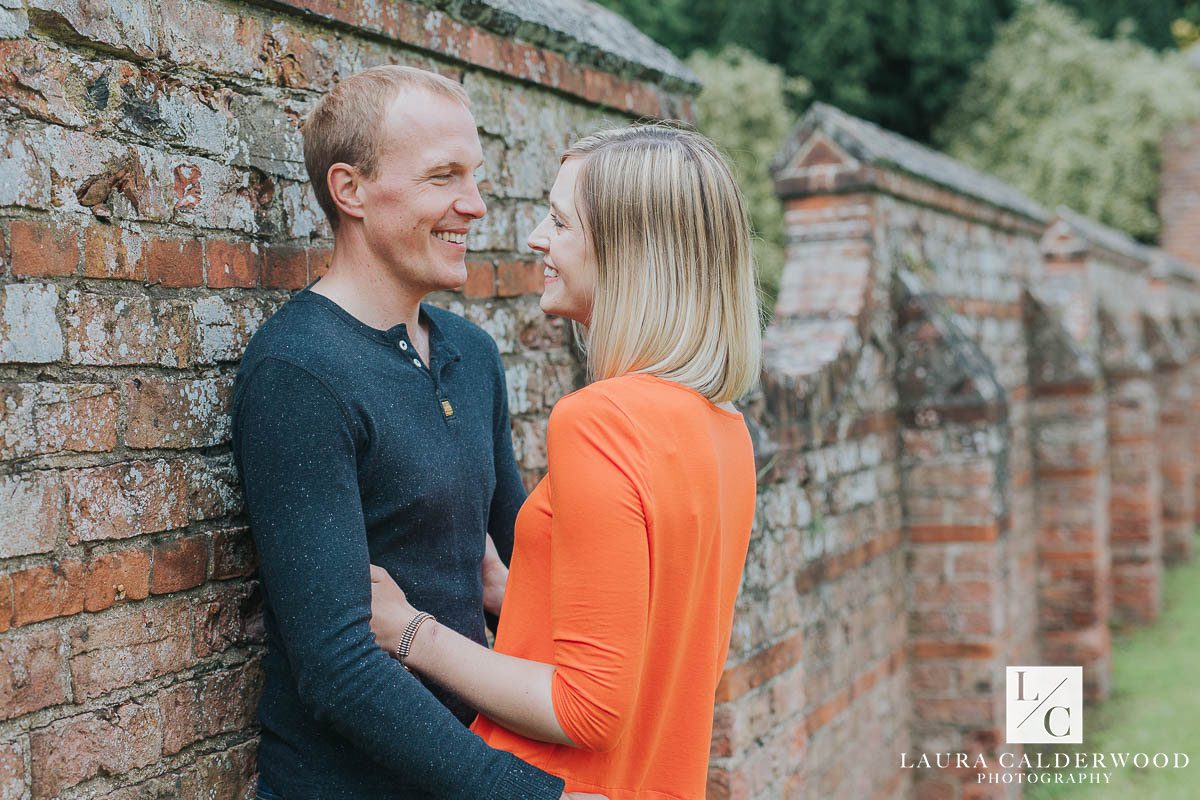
<box><xmin>685</xmin><ymin>47</ymin><xmax>808</xmax><ymax>309</ymax></box>
<box><xmin>1055</xmin><ymin>0</ymin><xmax>1200</xmax><ymax>50</ymax></box>
<box><xmin>936</xmin><ymin>2</ymin><xmax>1200</xmax><ymax>241</ymax></box>
<box><xmin>597</xmin><ymin>0</ymin><xmax>1017</xmax><ymax>142</ymax></box>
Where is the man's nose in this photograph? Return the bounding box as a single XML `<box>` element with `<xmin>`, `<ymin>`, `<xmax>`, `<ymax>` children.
<box><xmin>455</xmin><ymin>177</ymin><xmax>487</xmax><ymax>219</ymax></box>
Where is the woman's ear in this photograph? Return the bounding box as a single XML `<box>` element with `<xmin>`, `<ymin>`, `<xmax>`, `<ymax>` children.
<box><xmin>328</xmin><ymin>163</ymin><xmax>366</xmax><ymax>221</ymax></box>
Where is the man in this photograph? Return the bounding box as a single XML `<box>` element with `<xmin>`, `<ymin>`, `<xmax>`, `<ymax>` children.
<box><xmin>232</xmin><ymin>66</ymin><xmax>594</xmax><ymax>799</ymax></box>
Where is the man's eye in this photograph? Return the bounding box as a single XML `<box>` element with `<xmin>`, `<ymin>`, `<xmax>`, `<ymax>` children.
<box><xmin>432</xmin><ymin>173</ymin><xmax>453</xmax><ymax>181</ymax></box>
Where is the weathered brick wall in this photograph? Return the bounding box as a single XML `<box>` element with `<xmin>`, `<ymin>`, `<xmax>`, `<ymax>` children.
<box><xmin>705</xmin><ymin>104</ymin><xmax>1200</xmax><ymax>800</ymax></box>
<box><xmin>6</xmin><ymin>6</ymin><xmax>1200</xmax><ymax>800</ymax></box>
<box><xmin>0</xmin><ymin>1</ymin><xmax>694</xmax><ymax>797</ymax></box>
<box><xmin>1161</xmin><ymin>120</ymin><xmax>1200</xmax><ymax>265</ymax></box>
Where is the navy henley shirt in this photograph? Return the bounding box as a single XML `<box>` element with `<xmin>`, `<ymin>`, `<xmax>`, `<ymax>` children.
<box><xmin>231</xmin><ymin>287</ymin><xmax>565</xmax><ymax>799</ymax></box>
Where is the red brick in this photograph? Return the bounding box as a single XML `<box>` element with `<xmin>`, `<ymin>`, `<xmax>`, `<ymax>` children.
<box><xmin>9</xmin><ymin>219</ymin><xmax>79</xmax><ymax>277</ymax></box>
<box><xmin>187</xmin><ymin>454</ymin><xmax>244</xmax><ymax>521</ymax></box>
<box><xmin>0</xmin><ymin>383</ymin><xmax>119</xmax><ymax>460</ymax></box>
<box><xmin>0</xmin><ymin>471</ymin><xmax>63</xmax><ymax>558</ymax></box>
<box><xmin>83</xmin><ymin>548</ymin><xmax>151</xmax><ymax>612</ymax></box>
<box><xmin>0</xmin><ymin>737</ymin><xmax>27</xmax><ymax>800</ymax></box>
<box><xmin>68</xmin><ymin>598</ymin><xmax>195</xmax><ymax>701</ymax></box>
<box><xmin>0</xmin><ymin>574</ymin><xmax>11</xmax><ymax>633</ymax></box>
<box><xmin>462</xmin><ymin>260</ymin><xmax>495</xmax><ymax>298</ymax></box>
<box><xmin>179</xmin><ymin>739</ymin><xmax>258</xmax><ymax>800</ymax></box>
<box><xmin>151</xmin><ymin>535</ymin><xmax>209</xmax><ymax>595</ymax></box>
<box><xmin>158</xmin><ymin>679</ymin><xmax>203</xmax><ymax>755</ymax></box>
<box><xmin>196</xmin><ymin>582</ymin><xmax>262</xmax><ymax>657</ymax></box>
<box><xmin>309</xmin><ymin>245</ymin><xmax>333</xmax><ymax>280</ymax></box>
<box><xmin>0</xmin><ymin>627</ymin><xmax>68</xmax><ymax>720</ymax></box>
<box><xmin>64</xmin><ymin>459</ymin><xmax>190</xmax><ymax>543</ymax></box>
<box><xmin>716</xmin><ymin>630</ymin><xmax>805</xmax><ymax>703</ymax></box>
<box><xmin>29</xmin><ymin>700</ymin><xmax>162</xmax><ymax>797</ymax></box>
<box><xmin>158</xmin><ymin>659</ymin><xmax>262</xmax><ymax>755</ymax></box>
<box><xmin>201</xmin><ymin>659</ymin><xmax>262</xmax><ymax>736</ymax></box>
<box><xmin>83</xmin><ymin>223</ymin><xmax>146</xmax><ymax>280</ymax></box>
<box><xmin>911</xmin><ymin>641</ymin><xmax>995</xmax><ymax>660</ymax></box>
<box><xmin>11</xmin><ymin>560</ymin><xmax>84</xmax><ymax>626</ymax></box>
<box><xmin>124</xmin><ymin>377</ymin><xmax>232</xmax><ymax>449</ymax></box>
<box><xmin>145</xmin><ymin>237</ymin><xmax>203</xmax><ymax>287</ymax></box>
<box><xmin>263</xmin><ymin>243</ymin><xmax>308</xmax><ymax>289</ymax></box>
<box><xmin>206</xmin><ymin>239</ymin><xmax>260</xmax><ymax>288</ymax></box>
<box><xmin>63</xmin><ymin>291</ymin><xmax>195</xmax><ymax>368</ymax></box>
<box><xmin>212</xmin><ymin>527</ymin><xmax>256</xmax><ymax>580</ymax></box>
<box><xmin>496</xmin><ymin>259</ymin><xmax>543</xmax><ymax>296</ymax></box>
<box><xmin>909</xmin><ymin>524</ymin><xmax>998</xmax><ymax>543</ymax></box>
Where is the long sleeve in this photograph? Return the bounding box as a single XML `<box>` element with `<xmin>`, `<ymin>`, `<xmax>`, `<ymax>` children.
<box><xmin>232</xmin><ymin>356</ymin><xmax>563</xmax><ymax>799</ymax></box>
<box><xmin>546</xmin><ymin>393</ymin><xmax>651</xmax><ymax>752</ymax></box>
<box><xmin>487</xmin><ymin>346</ymin><xmax>525</xmax><ymax>568</ymax></box>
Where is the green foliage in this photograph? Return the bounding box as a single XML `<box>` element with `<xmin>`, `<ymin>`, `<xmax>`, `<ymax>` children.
<box><xmin>1055</xmin><ymin>0</ymin><xmax>1200</xmax><ymax>50</ymax></box>
<box><xmin>685</xmin><ymin>47</ymin><xmax>807</xmax><ymax>309</ymax></box>
<box><xmin>936</xmin><ymin>2</ymin><xmax>1200</xmax><ymax>241</ymax></box>
<box><xmin>597</xmin><ymin>0</ymin><xmax>1017</xmax><ymax>142</ymax></box>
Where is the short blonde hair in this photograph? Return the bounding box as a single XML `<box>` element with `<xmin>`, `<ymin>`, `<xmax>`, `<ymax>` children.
<box><xmin>302</xmin><ymin>65</ymin><xmax>470</xmax><ymax>228</ymax></box>
<box><xmin>563</xmin><ymin>125</ymin><xmax>761</xmax><ymax>403</ymax></box>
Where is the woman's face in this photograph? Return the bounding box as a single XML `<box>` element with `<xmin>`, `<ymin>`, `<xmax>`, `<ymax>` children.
<box><xmin>527</xmin><ymin>157</ymin><xmax>596</xmax><ymax>325</ymax></box>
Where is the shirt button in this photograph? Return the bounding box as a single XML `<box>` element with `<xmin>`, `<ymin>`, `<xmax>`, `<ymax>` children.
<box><xmin>398</xmin><ymin>340</ymin><xmax>409</xmax><ymax>351</ymax></box>
<box><xmin>412</xmin><ymin>358</ymin><xmax>422</xmax><ymax>368</ymax></box>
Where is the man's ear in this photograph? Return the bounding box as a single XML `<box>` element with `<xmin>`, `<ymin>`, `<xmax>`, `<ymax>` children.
<box><xmin>329</xmin><ymin>163</ymin><xmax>366</xmax><ymax>221</ymax></box>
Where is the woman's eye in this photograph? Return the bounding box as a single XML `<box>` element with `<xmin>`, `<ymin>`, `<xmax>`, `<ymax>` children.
<box><xmin>551</xmin><ymin>214</ymin><xmax>565</xmax><ymax>230</ymax></box>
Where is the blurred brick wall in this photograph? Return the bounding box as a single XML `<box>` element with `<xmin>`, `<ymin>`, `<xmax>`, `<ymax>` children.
<box><xmin>0</xmin><ymin>1</ymin><xmax>692</xmax><ymax>797</ymax></box>
<box><xmin>1161</xmin><ymin>120</ymin><xmax>1200</xmax><ymax>265</ymax></box>
<box><xmin>706</xmin><ymin>106</ymin><xmax>1200</xmax><ymax>800</ymax></box>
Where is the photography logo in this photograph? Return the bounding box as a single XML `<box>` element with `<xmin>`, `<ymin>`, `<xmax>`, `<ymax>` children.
<box><xmin>1005</xmin><ymin>666</ymin><xmax>1082</xmax><ymax>744</ymax></box>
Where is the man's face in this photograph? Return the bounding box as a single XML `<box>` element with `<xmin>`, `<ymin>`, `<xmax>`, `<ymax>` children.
<box><xmin>357</xmin><ymin>90</ymin><xmax>486</xmax><ymax>293</ymax></box>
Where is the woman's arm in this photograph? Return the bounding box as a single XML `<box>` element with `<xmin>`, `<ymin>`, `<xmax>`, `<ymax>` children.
<box><xmin>369</xmin><ymin>566</ymin><xmax>575</xmax><ymax>746</ymax></box>
<box><xmin>370</xmin><ymin>392</ymin><xmax>650</xmax><ymax>752</ymax></box>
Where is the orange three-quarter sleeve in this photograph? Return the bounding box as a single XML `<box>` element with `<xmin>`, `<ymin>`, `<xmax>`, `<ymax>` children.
<box><xmin>546</xmin><ymin>392</ymin><xmax>650</xmax><ymax>752</ymax></box>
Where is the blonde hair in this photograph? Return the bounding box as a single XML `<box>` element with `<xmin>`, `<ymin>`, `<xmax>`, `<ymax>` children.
<box><xmin>302</xmin><ymin>65</ymin><xmax>470</xmax><ymax>228</ymax></box>
<box><xmin>563</xmin><ymin>125</ymin><xmax>761</xmax><ymax>403</ymax></box>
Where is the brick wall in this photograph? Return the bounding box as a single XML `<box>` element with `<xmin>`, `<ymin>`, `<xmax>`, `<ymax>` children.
<box><xmin>0</xmin><ymin>1</ymin><xmax>693</xmax><ymax>797</ymax></box>
<box><xmin>1161</xmin><ymin>120</ymin><xmax>1200</xmax><ymax>265</ymax></box>
<box><xmin>5</xmin><ymin>7</ymin><xmax>1200</xmax><ymax>800</ymax></box>
<box><xmin>703</xmin><ymin>105</ymin><xmax>1200</xmax><ymax>800</ymax></box>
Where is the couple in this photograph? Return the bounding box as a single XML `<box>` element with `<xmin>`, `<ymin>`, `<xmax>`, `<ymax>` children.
<box><xmin>231</xmin><ymin>65</ymin><xmax>760</xmax><ymax>800</ymax></box>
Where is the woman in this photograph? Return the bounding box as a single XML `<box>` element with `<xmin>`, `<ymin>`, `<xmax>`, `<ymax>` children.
<box><xmin>369</xmin><ymin>124</ymin><xmax>760</xmax><ymax>799</ymax></box>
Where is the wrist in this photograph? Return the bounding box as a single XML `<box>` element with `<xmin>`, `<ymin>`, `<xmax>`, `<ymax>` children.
<box><xmin>392</xmin><ymin>612</ymin><xmax>436</xmax><ymax>670</ymax></box>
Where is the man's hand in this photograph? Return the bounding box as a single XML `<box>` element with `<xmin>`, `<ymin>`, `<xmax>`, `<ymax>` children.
<box><xmin>482</xmin><ymin>533</ymin><xmax>509</xmax><ymax>616</ymax></box>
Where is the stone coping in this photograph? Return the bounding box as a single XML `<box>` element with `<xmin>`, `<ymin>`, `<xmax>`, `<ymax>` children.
<box><xmin>424</xmin><ymin>0</ymin><xmax>699</xmax><ymax>90</ymax></box>
<box><xmin>774</xmin><ymin>102</ymin><xmax>1048</xmax><ymax>224</ymax></box>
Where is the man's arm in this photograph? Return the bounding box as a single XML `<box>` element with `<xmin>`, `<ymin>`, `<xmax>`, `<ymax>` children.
<box><xmin>370</xmin><ymin>392</ymin><xmax>650</xmax><ymax>752</ymax></box>
<box><xmin>486</xmin><ymin>344</ymin><xmax>525</xmax><ymax>569</ymax></box>
<box><xmin>232</xmin><ymin>356</ymin><xmax>564</xmax><ymax>799</ymax></box>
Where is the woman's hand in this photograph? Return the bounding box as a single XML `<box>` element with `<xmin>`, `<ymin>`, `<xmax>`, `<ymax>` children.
<box><xmin>482</xmin><ymin>533</ymin><xmax>509</xmax><ymax>616</ymax></box>
<box><xmin>368</xmin><ymin>564</ymin><xmax>420</xmax><ymax>654</ymax></box>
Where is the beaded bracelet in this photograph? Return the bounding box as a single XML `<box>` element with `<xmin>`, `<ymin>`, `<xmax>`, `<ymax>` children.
<box><xmin>394</xmin><ymin>612</ymin><xmax>435</xmax><ymax>671</ymax></box>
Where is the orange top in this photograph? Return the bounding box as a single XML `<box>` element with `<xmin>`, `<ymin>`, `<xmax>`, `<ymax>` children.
<box><xmin>470</xmin><ymin>373</ymin><xmax>756</xmax><ymax>800</ymax></box>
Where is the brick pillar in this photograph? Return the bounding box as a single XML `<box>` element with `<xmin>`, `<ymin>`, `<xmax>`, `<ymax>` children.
<box><xmin>895</xmin><ymin>271</ymin><xmax>1018</xmax><ymax>800</ymax></box>
<box><xmin>1145</xmin><ymin>317</ymin><xmax>1194</xmax><ymax>563</ymax></box>
<box><xmin>1192</xmin><ymin>342</ymin><xmax>1200</xmax><ymax>532</ymax></box>
<box><xmin>1101</xmin><ymin>313</ymin><xmax>1162</xmax><ymax>624</ymax></box>
<box><xmin>1160</xmin><ymin>121</ymin><xmax>1200</xmax><ymax>264</ymax></box>
<box><xmin>1024</xmin><ymin>290</ymin><xmax>1111</xmax><ymax>701</ymax></box>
